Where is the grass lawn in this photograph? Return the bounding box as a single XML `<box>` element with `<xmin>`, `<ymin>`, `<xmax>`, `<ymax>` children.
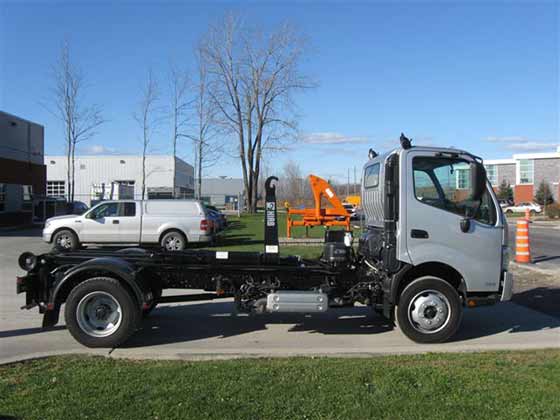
<box><xmin>202</xmin><ymin>213</ymin><xmax>363</xmax><ymax>259</ymax></box>
<box><xmin>1</xmin><ymin>350</ymin><xmax>559</xmax><ymax>420</ymax></box>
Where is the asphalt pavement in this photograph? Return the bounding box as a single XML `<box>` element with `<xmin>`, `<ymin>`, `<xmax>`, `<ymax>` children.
<box><xmin>0</xmin><ymin>228</ymin><xmax>558</xmax><ymax>364</ymax></box>
<box><xmin>508</xmin><ymin>220</ymin><xmax>560</xmax><ymax>270</ymax></box>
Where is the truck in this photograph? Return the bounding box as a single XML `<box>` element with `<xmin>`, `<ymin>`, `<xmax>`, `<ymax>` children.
<box><xmin>43</xmin><ymin>199</ymin><xmax>213</xmax><ymax>251</ymax></box>
<box><xmin>16</xmin><ymin>135</ymin><xmax>513</xmax><ymax>348</ymax></box>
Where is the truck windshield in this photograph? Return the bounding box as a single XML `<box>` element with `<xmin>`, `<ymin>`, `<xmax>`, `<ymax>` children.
<box><xmin>413</xmin><ymin>156</ymin><xmax>497</xmax><ymax>225</ymax></box>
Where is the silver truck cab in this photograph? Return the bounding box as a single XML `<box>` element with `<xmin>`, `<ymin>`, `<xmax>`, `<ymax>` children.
<box><xmin>361</xmin><ymin>145</ymin><xmax>512</xmax><ymax>305</ymax></box>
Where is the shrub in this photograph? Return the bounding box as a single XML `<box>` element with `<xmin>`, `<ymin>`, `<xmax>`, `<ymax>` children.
<box><xmin>535</xmin><ymin>181</ymin><xmax>554</xmax><ymax>205</ymax></box>
<box><xmin>544</xmin><ymin>203</ymin><xmax>560</xmax><ymax>219</ymax></box>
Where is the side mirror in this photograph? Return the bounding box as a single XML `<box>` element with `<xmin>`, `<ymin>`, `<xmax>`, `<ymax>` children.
<box><xmin>470</xmin><ymin>162</ymin><xmax>486</xmax><ymax>202</ymax></box>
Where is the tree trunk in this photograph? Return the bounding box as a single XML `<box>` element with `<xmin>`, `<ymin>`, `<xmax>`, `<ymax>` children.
<box><xmin>197</xmin><ymin>136</ymin><xmax>203</xmax><ymax>200</ymax></box>
<box><xmin>70</xmin><ymin>141</ymin><xmax>76</xmax><ymax>203</ymax></box>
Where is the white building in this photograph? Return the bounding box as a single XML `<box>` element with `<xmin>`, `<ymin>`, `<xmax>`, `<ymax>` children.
<box><xmin>46</xmin><ymin>155</ymin><xmax>194</xmax><ymax>206</ymax></box>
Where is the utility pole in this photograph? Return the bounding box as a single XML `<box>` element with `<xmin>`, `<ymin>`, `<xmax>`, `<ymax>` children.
<box><xmin>353</xmin><ymin>166</ymin><xmax>357</xmax><ymax>195</ymax></box>
<box><xmin>346</xmin><ymin>168</ymin><xmax>350</xmax><ymax>197</ymax></box>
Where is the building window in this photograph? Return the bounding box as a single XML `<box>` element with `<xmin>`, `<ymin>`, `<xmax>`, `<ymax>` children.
<box><xmin>456</xmin><ymin>167</ymin><xmax>470</xmax><ymax>190</ymax></box>
<box><xmin>485</xmin><ymin>164</ymin><xmax>497</xmax><ymax>186</ymax></box>
<box><xmin>519</xmin><ymin>159</ymin><xmax>534</xmax><ymax>184</ymax></box>
<box><xmin>80</xmin><ymin>164</ymin><xmax>86</xmax><ymax>170</ymax></box>
<box><xmin>115</xmin><ymin>180</ymin><xmax>135</xmax><ymax>186</ymax></box>
<box><xmin>0</xmin><ymin>184</ymin><xmax>5</xmax><ymax>212</ymax></box>
<box><xmin>22</xmin><ymin>185</ymin><xmax>33</xmax><ymax>211</ymax></box>
<box><xmin>47</xmin><ymin>181</ymin><xmax>66</xmax><ymax>198</ymax></box>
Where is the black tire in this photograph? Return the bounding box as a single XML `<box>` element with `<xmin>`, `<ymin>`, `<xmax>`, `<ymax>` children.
<box><xmin>52</xmin><ymin>229</ymin><xmax>79</xmax><ymax>251</ymax></box>
<box><xmin>64</xmin><ymin>277</ymin><xmax>141</xmax><ymax>348</ymax></box>
<box><xmin>505</xmin><ymin>209</ymin><xmax>513</xmax><ymax>214</ymax></box>
<box><xmin>396</xmin><ymin>276</ymin><xmax>462</xmax><ymax>344</ymax></box>
<box><xmin>160</xmin><ymin>230</ymin><xmax>187</xmax><ymax>251</ymax></box>
<box><xmin>142</xmin><ymin>286</ymin><xmax>162</xmax><ymax>317</ymax></box>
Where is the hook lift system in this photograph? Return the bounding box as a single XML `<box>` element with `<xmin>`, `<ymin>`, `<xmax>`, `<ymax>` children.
<box><xmin>15</xmin><ymin>135</ymin><xmax>513</xmax><ymax>348</ymax></box>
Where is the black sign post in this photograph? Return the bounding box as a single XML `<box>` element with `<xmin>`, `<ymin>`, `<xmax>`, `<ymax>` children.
<box><xmin>264</xmin><ymin>176</ymin><xmax>279</xmax><ymax>263</ymax></box>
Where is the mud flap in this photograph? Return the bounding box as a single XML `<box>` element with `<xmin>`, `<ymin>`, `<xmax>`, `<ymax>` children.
<box><xmin>42</xmin><ymin>307</ymin><xmax>60</xmax><ymax>328</ymax></box>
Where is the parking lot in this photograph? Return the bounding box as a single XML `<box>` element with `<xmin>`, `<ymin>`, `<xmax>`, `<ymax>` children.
<box><xmin>1</xmin><ymin>227</ymin><xmax>559</xmax><ymax>364</ymax></box>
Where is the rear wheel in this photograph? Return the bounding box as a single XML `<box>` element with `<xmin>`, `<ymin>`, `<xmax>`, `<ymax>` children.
<box><xmin>52</xmin><ymin>229</ymin><xmax>79</xmax><ymax>251</ymax></box>
<box><xmin>396</xmin><ymin>276</ymin><xmax>462</xmax><ymax>344</ymax></box>
<box><xmin>160</xmin><ymin>230</ymin><xmax>187</xmax><ymax>251</ymax></box>
<box><xmin>64</xmin><ymin>277</ymin><xmax>140</xmax><ymax>348</ymax></box>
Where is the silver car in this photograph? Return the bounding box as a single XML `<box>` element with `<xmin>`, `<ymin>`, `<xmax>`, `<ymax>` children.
<box><xmin>43</xmin><ymin>200</ymin><xmax>212</xmax><ymax>251</ymax></box>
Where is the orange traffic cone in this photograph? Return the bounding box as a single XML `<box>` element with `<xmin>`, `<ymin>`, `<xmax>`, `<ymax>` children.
<box><xmin>525</xmin><ymin>208</ymin><xmax>531</xmax><ymax>220</ymax></box>
<box><xmin>515</xmin><ymin>219</ymin><xmax>531</xmax><ymax>263</ymax></box>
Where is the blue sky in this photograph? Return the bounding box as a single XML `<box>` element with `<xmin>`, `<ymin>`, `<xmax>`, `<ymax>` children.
<box><xmin>1</xmin><ymin>0</ymin><xmax>558</xmax><ymax>181</ymax></box>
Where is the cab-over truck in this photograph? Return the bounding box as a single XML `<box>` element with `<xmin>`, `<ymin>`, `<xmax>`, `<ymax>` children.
<box><xmin>16</xmin><ymin>136</ymin><xmax>513</xmax><ymax>347</ymax></box>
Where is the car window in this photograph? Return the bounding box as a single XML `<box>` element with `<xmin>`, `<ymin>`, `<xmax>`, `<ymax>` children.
<box><xmin>120</xmin><ymin>202</ymin><xmax>136</xmax><ymax>217</ymax></box>
<box><xmin>364</xmin><ymin>163</ymin><xmax>380</xmax><ymax>188</ymax></box>
<box><xmin>413</xmin><ymin>156</ymin><xmax>497</xmax><ymax>225</ymax></box>
<box><xmin>90</xmin><ymin>203</ymin><xmax>119</xmax><ymax>218</ymax></box>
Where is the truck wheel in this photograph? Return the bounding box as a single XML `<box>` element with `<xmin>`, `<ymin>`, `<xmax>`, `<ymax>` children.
<box><xmin>64</xmin><ymin>277</ymin><xmax>141</xmax><ymax>348</ymax></box>
<box><xmin>53</xmin><ymin>229</ymin><xmax>79</xmax><ymax>251</ymax></box>
<box><xmin>396</xmin><ymin>276</ymin><xmax>462</xmax><ymax>344</ymax></box>
<box><xmin>161</xmin><ymin>230</ymin><xmax>187</xmax><ymax>251</ymax></box>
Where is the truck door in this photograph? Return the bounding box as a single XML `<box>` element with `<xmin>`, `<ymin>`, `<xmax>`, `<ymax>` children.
<box><xmin>116</xmin><ymin>202</ymin><xmax>141</xmax><ymax>243</ymax></box>
<box><xmin>404</xmin><ymin>151</ymin><xmax>502</xmax><ymax>292</ymax></box>
<box><xmin>81</xmin><ymin>202</ymin><xmax>120</xmax><ymax>243</ymax></box>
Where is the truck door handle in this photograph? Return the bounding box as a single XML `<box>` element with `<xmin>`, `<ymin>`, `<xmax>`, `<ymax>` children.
<box><xmin>112</xmin><ymin>220</ymin><xmax>120</xmax><ymax>224</ymax></box>
<box><xmin>411</xmin><ymin>229</ymin><xmax>429</xmax><ymax>239</ymax></box>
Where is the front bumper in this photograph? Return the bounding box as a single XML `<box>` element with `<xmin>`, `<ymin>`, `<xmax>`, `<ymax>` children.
<box><xmin>500</xmin><ymin>272</ymin><xmax>514</xmax><ymax>302</ymax></box>
<box><xmin>42</xmin><ymin>230</ymin><xmax>53</xmax><ymax>243</ymax></box>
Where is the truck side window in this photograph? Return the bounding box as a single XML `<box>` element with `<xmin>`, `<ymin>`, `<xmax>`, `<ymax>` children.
<box><xmin>364</xmin><ymin>163</ymin><xmax>380</xmax><ymax>188</ymax></box>
<box><xmin>413</xmin><ymin>157</ymin><xmax>497</xmax><ymax>225</ymax></box>
<box><xmin>120</xmin><ymin>202</ymin><xmax>136</xmax><ymax>217</ymax></box>
<box><xmin>91</xmin><ymin>203</ymin><xmax>119</xmax><ymax>219</ymax></box>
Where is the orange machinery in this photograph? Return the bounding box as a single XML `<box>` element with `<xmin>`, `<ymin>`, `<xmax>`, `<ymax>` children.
<box><xmin>286</xmin><ymin>175</ymin><xmax>351</xmax><ymax>238</ymax></box>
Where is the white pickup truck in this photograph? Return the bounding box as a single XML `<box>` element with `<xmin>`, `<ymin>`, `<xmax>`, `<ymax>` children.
<box><xmin>43</xmin><ymin>200</ymin><xmax>213</xmax><ymax>251</ymax></box>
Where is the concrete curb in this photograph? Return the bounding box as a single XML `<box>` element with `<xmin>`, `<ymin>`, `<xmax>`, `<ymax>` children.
<box><xmin>3</xmin><ymin>345</ymin><xmax>560</xmax><ymax>367</ymax></box>
<box><xmin>510</xmin><ymin>262</ymin><xmax>559</xmax><ymax>275</ymax></box>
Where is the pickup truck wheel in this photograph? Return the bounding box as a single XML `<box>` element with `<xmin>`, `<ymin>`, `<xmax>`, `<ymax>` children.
<box><xmin>64</xmin><ymin>277</ymin><xmax>140</xmax><ymax>348</ymax></box>
<box><xmin>396</xmin><ymin>276</ymin><xmax>462</xmax><ymax>344</ymax></box>
<box><xmin>52</xmin><ymin>229</ymin><xmax>79</xmax><ymax>251</ymax></box>
<box><xmin>161</xmin><ymin>230</ymin><xmax>187</xmax><ymax>251</ymax></box>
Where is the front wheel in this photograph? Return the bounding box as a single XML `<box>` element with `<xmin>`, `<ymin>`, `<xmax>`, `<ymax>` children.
<box><xmin>52</xmin><ymin>229</ymin><xmax>79</xmax><ymax>251</ymax></box>
<box><xmin>396</xmin><ymin>276</ymin><xmax>462</xmax><ymax>344</ymax></box>
<box><xmin>64</xmin><ymin>277</ymin><xmax>141</xmax><ymax>348</ymax></box>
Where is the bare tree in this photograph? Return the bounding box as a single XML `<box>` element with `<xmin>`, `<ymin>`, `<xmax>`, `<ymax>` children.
<box><xmin>279</xmin><ymin>160</ymin><xmax>304</xmax><ymax>205</ymax></box>
<box><xmin>134</xmin><ymin>69</ymin><xmax>160</xmax><ymax>200</ymax></box>
<box><xmin>168</xmin><ymin>63</ymin><xmax>190</xmax><ymax>164</ymax></box>
<box><xmin>199</xmin><ymin>14</ymin><xmax>314</xmax><ymax>212</ymax></box>
<box><xmin>189</xmin><ymin>49</ymin><xmax>223</xmax><ymax>199</ymax></box>
<box><xmin>51</xmin><ymin>39</ymin><xmax>104</xmax><ymax>202</ymax></box>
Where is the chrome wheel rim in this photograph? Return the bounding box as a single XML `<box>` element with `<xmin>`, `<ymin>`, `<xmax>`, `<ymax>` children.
<box><xmin>407</xmin><ymin>289</ymin><xmax>451</xmax><ymax>334</ymax></box>
<box><xmin>76</xmin><ymin>291</ymin><xmax>122</xmax><ymax>337</ymax></box>
<box><xmin>164</xmin><ymin>235</ymin><xmax>183</xmax><ymax>250</ymax></box>
<box><xmin>56</xmin><ymin>233</ymin><xmax>73</xmax><ymax>249</ymax></box>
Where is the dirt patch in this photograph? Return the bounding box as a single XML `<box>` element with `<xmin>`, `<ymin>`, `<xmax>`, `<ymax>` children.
<box><xmin>510</xmin><ymin>264</ymin><xmax>560</xmax><ymax>319</ymax></box>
